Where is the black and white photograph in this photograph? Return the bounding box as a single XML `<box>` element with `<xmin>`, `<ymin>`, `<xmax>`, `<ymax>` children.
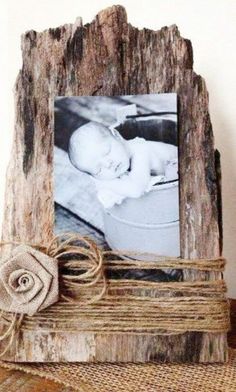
<box><xmin>54</xmin><ymin>93</ymin><xmax>181</xmax><ymax>281</ymax></box>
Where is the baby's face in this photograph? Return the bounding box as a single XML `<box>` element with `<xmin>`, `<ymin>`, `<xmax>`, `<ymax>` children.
<box><xmin>76</xmin><ymin>131</ymin><xmax>130</xmax><ymax>180</ymax></box>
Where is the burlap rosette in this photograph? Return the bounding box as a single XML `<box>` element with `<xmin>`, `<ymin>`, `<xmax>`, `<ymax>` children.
<box><xmin>0</xmin><ymin>245</ymin><xmax>58</xmax><ymax>316</ymax></box>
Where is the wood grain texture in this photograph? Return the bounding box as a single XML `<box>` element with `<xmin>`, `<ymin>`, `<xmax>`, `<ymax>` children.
<box><xmin>1</xmin><ymin>301</ymin><xmax>235</xmax><ymax>391</ymax></box>
<box><xmin>1</xmin><ymin>5</ymin><xmax>227</xmax><ymax>362</ymax></box>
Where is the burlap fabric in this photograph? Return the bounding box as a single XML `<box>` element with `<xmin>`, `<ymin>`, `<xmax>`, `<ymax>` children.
<box><xmin>1</xmin><ymin>349</ymin><xmax>236</xmax><ymax>391</ymax></box>
<box><xmin>0</xmin><ymin>245</ymin><xmax>58</xmax><ymax>316</ymax></box>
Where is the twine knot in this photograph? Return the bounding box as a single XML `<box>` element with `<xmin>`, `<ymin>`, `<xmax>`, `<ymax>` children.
<box><xmin>0</xmin><ymin>234</ymin><xmax>107</xmax><ymax>357</ymax></box>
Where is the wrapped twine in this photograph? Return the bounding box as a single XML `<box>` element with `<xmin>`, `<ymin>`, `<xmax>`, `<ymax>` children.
<box><xmin>0</xmin><ymin>233</ymin><xmax>231</xmax><ymax>358</ymax></box>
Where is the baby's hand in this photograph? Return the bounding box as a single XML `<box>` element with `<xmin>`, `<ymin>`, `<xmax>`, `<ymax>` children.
<box><xmin>97</xmin><ymin>188</ymin><xmax>124</xmax><ymax>209</ymax></box>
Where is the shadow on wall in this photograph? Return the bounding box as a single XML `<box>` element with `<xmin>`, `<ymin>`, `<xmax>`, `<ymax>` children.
<box><xmin>214</xmin><ymin>108</ymin><xmax>236</xmax><ymax>298</ymax></box>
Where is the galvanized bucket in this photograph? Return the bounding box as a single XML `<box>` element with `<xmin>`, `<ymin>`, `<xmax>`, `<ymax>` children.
<box><xmin>104</xmin><ymin>112</ymin><xmax>179</xmax><ymax>259</ymax></box>
<box><xmin>103</xmin><ymin>179</ymin><xmax>180</xmax><ymax>259</ymax></box>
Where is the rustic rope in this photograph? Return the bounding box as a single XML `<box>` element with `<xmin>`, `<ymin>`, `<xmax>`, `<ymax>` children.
<box><xmin>0</xmin><ymin>313</ymin><xmax>23</xmax><ymax>357</ymax></box>
<box><xmin>0</xmin><ymin>233</ymin><xmax>230</xmax><ymax>358</ymax></box>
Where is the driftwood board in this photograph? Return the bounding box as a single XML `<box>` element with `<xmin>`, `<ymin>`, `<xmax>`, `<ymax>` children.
<box><xmin>1</xmin><ymin>5</ymin><xmax>227</xmax><ymax>362</ymax></box>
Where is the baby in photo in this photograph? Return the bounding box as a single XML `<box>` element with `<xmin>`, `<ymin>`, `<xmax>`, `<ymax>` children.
<box><xmin>69</xmin><ymin>121</ymin><xmax>178</xmax><ymax>208</ymax></box>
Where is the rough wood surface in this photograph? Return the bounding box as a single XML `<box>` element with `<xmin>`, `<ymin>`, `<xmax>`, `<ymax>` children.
<box><xmin>1</xmin><ymin>5</ymin><xmax>227</xmax><ymax>362</ymax></box>
<box><xmin>0</xmin><ymin>301</ymin><xmax>235</xmax><ymax>391</ymax></box>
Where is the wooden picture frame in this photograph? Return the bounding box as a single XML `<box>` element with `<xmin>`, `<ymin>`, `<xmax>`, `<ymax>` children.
<box><xmin>1</xmin><ymin>5</ymin><xmax>228</xmax><ymax>362</ymax></box>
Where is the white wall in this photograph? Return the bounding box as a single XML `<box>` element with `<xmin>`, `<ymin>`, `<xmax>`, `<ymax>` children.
<box><xmin>1</xmin><ymin>0</ymin><xmax>236</xmax><ymax>297</ymax></box>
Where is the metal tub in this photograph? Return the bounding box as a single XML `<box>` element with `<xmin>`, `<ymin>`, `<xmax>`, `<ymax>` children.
<box><xmin>103</xmin><ymin>180</ymin><xmax>180</xmax><ymax>259</ymax></box>
<box><xmin>103</xmin><ymin>113</ymin><xmax>180</xmax><ymax>259</ymax></box>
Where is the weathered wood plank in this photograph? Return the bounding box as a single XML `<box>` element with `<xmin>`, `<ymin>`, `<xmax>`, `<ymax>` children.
<box><xmin>1</xmin><ymin>5</ymin><xmax>227</xmax><ymax>362</ymax></box>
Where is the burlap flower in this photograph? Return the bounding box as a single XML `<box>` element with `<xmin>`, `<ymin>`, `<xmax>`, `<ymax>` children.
<box><xmin>0</xmin><ymin>245</ymin><xmax>58</xmax><ymax>316</ymax></box>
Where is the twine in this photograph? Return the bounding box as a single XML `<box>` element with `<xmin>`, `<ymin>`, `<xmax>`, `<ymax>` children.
<box><xmin>0</xmin><ymin>312</ymin><xmax>23</xmax><ymax>358</ymax></box>
<box><xmin>0</xmin><ymin>233</ymin><xmax>230</xmax><ymax>358</ymax></box>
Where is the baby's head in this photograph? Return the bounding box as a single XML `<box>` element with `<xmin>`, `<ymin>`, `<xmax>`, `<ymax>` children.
<box><xmin>69</xmin><ymin>122</ymin><xmax>130</xmax><ymax>180</ymax></box>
